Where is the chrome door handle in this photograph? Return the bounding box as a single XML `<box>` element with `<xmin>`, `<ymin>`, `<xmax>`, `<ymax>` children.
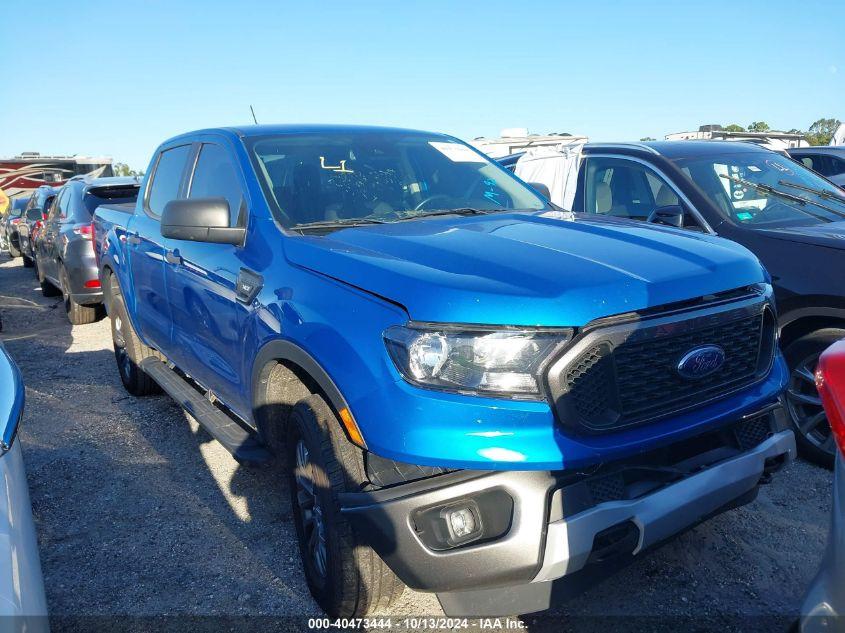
<box><xmin>164</xmin><ymin>249</ymin><xmax>182</xmax><ymax>265</ymax></box>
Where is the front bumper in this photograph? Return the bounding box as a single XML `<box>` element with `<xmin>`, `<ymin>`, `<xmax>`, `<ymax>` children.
<box><xmin>341</xmin><ymin>411</ymin><xmax>795</xmax><ymax>616</ymax></box>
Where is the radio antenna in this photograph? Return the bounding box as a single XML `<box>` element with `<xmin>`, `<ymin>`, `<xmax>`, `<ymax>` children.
<box><xmin>249</xmin><ymin>105</ymin><xmax>258</xmax><ymax>125</ymax></box>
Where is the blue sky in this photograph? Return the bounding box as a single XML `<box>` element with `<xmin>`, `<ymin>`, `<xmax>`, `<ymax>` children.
<box><xmin>1</xmin><ymin>0</ymin><xmax>842</xmax><ymax>170</ymax></box>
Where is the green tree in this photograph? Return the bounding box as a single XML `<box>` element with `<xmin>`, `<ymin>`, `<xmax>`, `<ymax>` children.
<box><xmin>806</xmin><ymin>118</ymin><xmax>841</xmax><ymax>145</ymax></box>
<box><xmin>639</xmin><ymin>136</ymin><xmax>656</xmax><ymax>141</ymax></box>
<box><xmin>113</xmin><ymin>162</ymin><xmax>144</xmax><ymax>177</ymax></box>
<box><xmin>723</xmin><ymin>124</ymin><xmax>745</xmax><ymax>132</ymax></box>
<box><xmin>747</xmin><ymin>121</ymin><xmax>770</xmax><ymax>132</ymax></box>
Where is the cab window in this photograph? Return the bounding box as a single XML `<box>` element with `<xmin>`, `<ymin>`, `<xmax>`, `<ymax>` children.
<box><xmin>188</xmin><ymin>143</ymin><xmax>244</xmax><ymax>226</ymax></box>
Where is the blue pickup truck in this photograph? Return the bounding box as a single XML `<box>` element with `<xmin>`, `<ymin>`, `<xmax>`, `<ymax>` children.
<box><xmin>93</xmin><ymin>124</ymin><xmax>795</xmax><ymax>617</ymax></box>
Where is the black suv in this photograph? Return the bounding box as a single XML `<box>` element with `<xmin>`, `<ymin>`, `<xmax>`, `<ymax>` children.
<box><xmin>567</xmin><ymin>141</ymin><xmax>845</xmax><ymax>467</ymax></box>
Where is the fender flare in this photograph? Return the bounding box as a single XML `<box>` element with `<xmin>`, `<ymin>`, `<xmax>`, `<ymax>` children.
<box><xmin>778</xmin><ymin>306</ymin><xmax>845</xmax><ymax>334</ymax></box>
<box><xmin>251</xmin><ymin>338</ymin><xmax>351</xmax><ymax>420</ymax></box>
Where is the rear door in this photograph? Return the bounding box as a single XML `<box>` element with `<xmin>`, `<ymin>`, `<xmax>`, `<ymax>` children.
<box><xmin>40</xmin><ymin>188</ymin><xmax>68</xmax><ymax>283</ymax></box>
<box><xmin>128</xmin><ymin>144</ymin><xmax>192</xmax><ymax>354</ymax></box>
<box><xmin>164</xmin><ymin>140</ymin><xmax>250</xmax><ymax>414</ymax></box>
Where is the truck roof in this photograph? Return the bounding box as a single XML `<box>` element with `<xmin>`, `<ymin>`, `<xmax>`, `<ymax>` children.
<box><xmin>162</xmin><ymin>124</ymin><xmax>453</xmax><ymax>146</ymax></box>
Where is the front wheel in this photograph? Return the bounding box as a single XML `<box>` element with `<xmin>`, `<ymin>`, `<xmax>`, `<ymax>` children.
<box><xmin>287</xmin><ymin>395</ymin><xmax>404</xmax><ymax>617</ymax></box>
<box><xmin>784</xmin><ymin>328</ymin><xmax>845</xmax><ymax>469</ymax></box>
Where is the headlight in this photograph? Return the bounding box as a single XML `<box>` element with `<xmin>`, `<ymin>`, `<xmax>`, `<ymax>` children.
<box><xmin>384</xmin><ymin>324</ymin><xmax>573</xmax><ymax>397</ymax></box>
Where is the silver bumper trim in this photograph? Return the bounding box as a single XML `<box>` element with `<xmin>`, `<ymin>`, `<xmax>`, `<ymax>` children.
<box><xmin>533</xmin><ymin>430</ymin><xmax>796</xmax><ymax>582</ymax></box>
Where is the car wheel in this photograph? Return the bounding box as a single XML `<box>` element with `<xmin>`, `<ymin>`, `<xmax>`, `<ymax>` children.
<box><xmin>784</xmin><ymin>328</ymin><xmax>845</xmax><ymax>469</ymax></box>
<box><xmin>108</xmin><ymin>275</ymin><xmax>161</xmax><ymax>396</ymax></box>
<box><xmin>60</xmin><ymin>266</ymin><xmax>98</xmax><ymax>325</ymax></box>
<box><xmin>36</xmin><ymin>258</ymin><xmax>60</xmax><ymax>297</ymax></box>
<box><xmin>287</xmin><ymin>394</ymin><xmax>404</xmax><ymax>617</ymax></box>
<box><xmin>8</xmin><ymin>239</ymin><xmax>21</xmax><ymax>258</ymax></box>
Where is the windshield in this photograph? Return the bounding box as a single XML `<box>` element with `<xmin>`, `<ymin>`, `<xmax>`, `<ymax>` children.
<box><xmin>675</xmin><ymin>150</ymin><xmax>845</xmax><ymax>227</ymax></box>
<box><xmin>246</xmin><ymin>131</ymin><xmax>548</xmax><ymax>229</ymax></box>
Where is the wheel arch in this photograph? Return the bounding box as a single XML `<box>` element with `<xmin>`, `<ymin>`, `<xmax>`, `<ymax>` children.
<box><xmin>251</xmin><ymin>339</ymin><xmax>355</xmax><ymax>449</ymax></box>
<box><xmin>779</xmin><ymin>308</ymin><xmax>845</xmax><ymax>348</ymax></box>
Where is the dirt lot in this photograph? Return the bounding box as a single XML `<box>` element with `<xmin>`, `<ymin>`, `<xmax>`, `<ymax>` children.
<box><xmin>0</xmin><ymin>252</ymin><xmax>834</xmax><ymax>632</ymax></box>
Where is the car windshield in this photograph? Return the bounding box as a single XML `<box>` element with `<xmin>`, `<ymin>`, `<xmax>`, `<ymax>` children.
<box><xmin>245</xmin><ymin>131</ymin><xmax>548</xmax><ymax>230</ymax></box>
<box><xmin>675</xmin><ymin>150</ymin><xmax>845</xmax><ymax>227</ymax></box>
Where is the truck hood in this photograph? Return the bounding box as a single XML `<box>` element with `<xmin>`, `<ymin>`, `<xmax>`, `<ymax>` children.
<box><xmin>756</xmin><ymin>220</ymin><xmax>845</xmax><ymax>250</ymax></box>
<box><xmin>284</xmin><ymin>212</ymin><xmax>767</xmax><ymax>326</ymax></box>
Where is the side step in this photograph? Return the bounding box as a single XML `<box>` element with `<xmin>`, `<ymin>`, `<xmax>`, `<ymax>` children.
<box><xmin>140</xmin><ymin>358</ymin><xmax>272</xmax><ymax>465</ymax></box>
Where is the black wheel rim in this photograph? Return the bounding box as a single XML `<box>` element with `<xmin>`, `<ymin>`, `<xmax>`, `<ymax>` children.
<box><xmin>294</xmin><ymin>439</ymin><xmax>328</xmax><ymax>581</ymax></box>
<box><xmin>786</xmin><ymin>353</ymin><xmax>834</xmax><ymax>456</ymax></box>
<box><xmin>112</xmin><ymin>313</ymin><xmax>131</xmax><ymax>381</ymax></box>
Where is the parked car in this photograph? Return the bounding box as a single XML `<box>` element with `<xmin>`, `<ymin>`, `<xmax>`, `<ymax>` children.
<box><xmin>788</xmin><ymin>146</ymin><xmax>845</xmax><ymax>188</ymax></box>
<box><xmin>514</xmin><ymin>141</ymin><xmax>845</xmax><ymax>467</ymax></box>
<box><xmin>94</xmin><ymin>125</ymin><xmax>794</xmax><ymax>618</ymax></box>
<box><xmin>35</xmin><ymin>176</ymin><xmax>139</xmax><ymax>325</ymax></box>
<box><xmin>17</xmin><ymin>186</ymin><xmax>59</xmax><ymax>268</ymax></box>
<box><xmin>0</xmin><ymin>341</ymin><xmax>49</xmax><ymax>622</ymax></box>
<box><xmin>801</xmin><ymin>338</ymin><xmax>845</xmax><ymax>630</ymax></box>
<box><xmin>0</xmin><ymin>198</ymin><xmax>29</xmax><ymax>255</ymax></box>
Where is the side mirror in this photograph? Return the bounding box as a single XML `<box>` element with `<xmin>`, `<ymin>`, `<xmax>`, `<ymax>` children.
<box><xmin>647</xmin><ymin>205</ymin><xmax>685</xmax><ymax>228</ymax></box>
<box><xmin>161</xmin><ymin>198</ymin><xmax>245</xmax><ymax>245</ymax></box>
<box><xmin>528</xmin><ymin>182</ymin><xmax>552</xmax><ymax>201</ymax></box>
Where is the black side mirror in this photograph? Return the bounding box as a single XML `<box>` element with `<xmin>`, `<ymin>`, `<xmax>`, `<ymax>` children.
<box><xmin>528</xmin><ymin>182</ymin><xmax>552</xmax><ymax>201</ymax></box>
<box><xmin>647</xmin><ymin>205</ymin><xmax>685</xmax><ymax>228</ymax></box>
<box><xmin>161</xmin><ymin>198</ymin><xmax>245</xmax><ymax>245</ymax></box>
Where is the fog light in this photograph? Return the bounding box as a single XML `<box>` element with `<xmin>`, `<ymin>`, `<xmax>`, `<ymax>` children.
<box><xmin>448</xmin><ymin>507</ymin><xmax>477</xmax><ymax>538</ymax></box>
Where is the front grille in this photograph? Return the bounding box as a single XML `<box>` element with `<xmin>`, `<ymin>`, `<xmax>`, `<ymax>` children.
<box><xmin>549</xmin><ymin>298</ymin><xmax>776</xmax><ymax>434</ymax></box>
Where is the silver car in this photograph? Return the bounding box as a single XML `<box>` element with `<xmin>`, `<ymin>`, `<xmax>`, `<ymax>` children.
<box><xmin>0</xmin><ymin>341</ymin><xmax>48</xmax><ymax>627</ymax></box>
<box><xmin>801</xmin><ymin>339</ymin><xmax>845</xmax><ymax>631</ymax></box>
<box><xmin>34</xmin><ymin>176</ymin><xmax>139</xmax><ymax>325</ymax></box>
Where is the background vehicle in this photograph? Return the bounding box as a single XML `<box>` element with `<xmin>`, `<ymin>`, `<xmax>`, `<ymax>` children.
<box><xmin>95</xmin><ymin>125</ymin><xmax>794</xmax><ymax>618</ymax></box>
<box><xmin>513</xmin><ymin>141</ymin><xmax>845</xmax><ymax>467</ymax></box>
<box><xmin>36</xmin><ymin>177</ymin><xmax>139</xmax><ymax>324</ymax></box>
<box><xmin>0</xmin><ymin>341</ymin><xmax>49</xmax><ymax>622</ymax></box>
<box><xmin>0</xmin><ymin>198</ymin><xmax>28</xmax><ymax>254</ymax></box>
<box><xmin>18</xmin><ymin>187</ymin><xmax>58</xmax><ymax>268</ymax></box>
<box><xmin>801</xmin><ymin>339</ymin><xmax>845</xmax><ymax>630</ymax></box>
<box><xmin>0</xmin><ymin>152</ymin><xmax>113</xmax><ymax>200</ymax></box>
<box><xmin>787</xmin><ymin>146</ymin><xmax>845</xmax><ymax>188</ymax></box>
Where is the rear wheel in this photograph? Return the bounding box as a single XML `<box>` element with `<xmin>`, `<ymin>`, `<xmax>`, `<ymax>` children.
<box><xmin>60</xmin><ymin>266</ymin><xmax>98</xmax><ymax>325</ymax></box>
<box><xmin>287</xmin><ymin>394</ymin><xmax>404</xmax><ymax>617</ymax></box>
<box><xmin>108</xmin><ymin>275</ymin><xmax>160</xmax><ymax>396</ymax></box>
<box><xmin>36</xmin><ymin>257</ymin><xmax>60</xmax><ymax>297</ymax></box>
<box><xmin>784</xmin><ymin>328</ymin><xmax>845</xmax><ymax>469</ymax></box>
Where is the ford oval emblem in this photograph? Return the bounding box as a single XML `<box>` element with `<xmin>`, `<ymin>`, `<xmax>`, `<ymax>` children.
<box><xmin>677</xmin><ymin>345</ymin><xmax>726</xmax><ymax>380</ymax></box>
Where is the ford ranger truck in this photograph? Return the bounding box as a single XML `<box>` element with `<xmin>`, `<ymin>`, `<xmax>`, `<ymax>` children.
<box><xmin>93</xmin><ymin>125</ymin><xmax>795</xmax><ymax>618</ymax></box>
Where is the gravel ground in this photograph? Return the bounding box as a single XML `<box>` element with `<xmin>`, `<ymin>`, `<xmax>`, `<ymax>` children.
<box><xmin>0</xmin><ymin>252</ymin><xmax>834</xmax><ymax>632</ymax></box>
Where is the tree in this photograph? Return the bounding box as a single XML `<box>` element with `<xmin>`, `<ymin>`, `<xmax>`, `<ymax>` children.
<box><xmin>806</xmin><ymin>118</ymin><xmax>841</xmax><ymax>146</ymax></box>
<box><xmin>723</xmin><ymin>124</ymin><xmax>745</xmax><ymax>132</ymax></box>
<box><xmin>639</xmin><ymin>136</ymin><xmax>656</xmax><ymax>141</ymax></box>
<box><xmin>113</xmin><ymin>162</ymin><xmax>144</xmax><ymax>177</ymax></box>
<box><xmin>747</xmin><ymin>121</ymin><xmax>770</xmax><ymax>132</ymax></box>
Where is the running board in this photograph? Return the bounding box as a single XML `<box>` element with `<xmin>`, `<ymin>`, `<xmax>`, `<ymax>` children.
<box><xmin>140</xmin><ymin>358</ymin><xmax>272</xmax><ymax>465</ymax></box>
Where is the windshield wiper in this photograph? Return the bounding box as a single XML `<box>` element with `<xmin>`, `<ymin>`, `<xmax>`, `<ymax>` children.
<box><xmin>719</xmin><ymin>174</ymin><xmax>845</xmax><ymax>221</ymax></box>
<box><xmin>395</xmin><ymin>207</ymin><xmax>504</xmax><ymax>222</ymax></box>
<box><xmin>777</xmin><ymin>179</ymin><xmax>845</xmax><ymax>204</ymax></box>
<box><xmin>290</xmin><ymin>217</ymin><xmax>386</xmax><ymax>232</ymax></box>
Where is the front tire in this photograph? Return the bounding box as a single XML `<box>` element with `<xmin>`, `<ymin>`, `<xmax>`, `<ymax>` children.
<box><xmin>108</xmin><ymin>275</ymin><xmax>160</xmax><ymax>396</ymax></box>
<box><xmin>784</xmin><ymin>328</ymin><xmax>845</xmax><ymax>469</ymax></box>
<box><xmin>287</xmin><ymin>394</ymin><xmax>404</xmax><ymax>617</ymax></box>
